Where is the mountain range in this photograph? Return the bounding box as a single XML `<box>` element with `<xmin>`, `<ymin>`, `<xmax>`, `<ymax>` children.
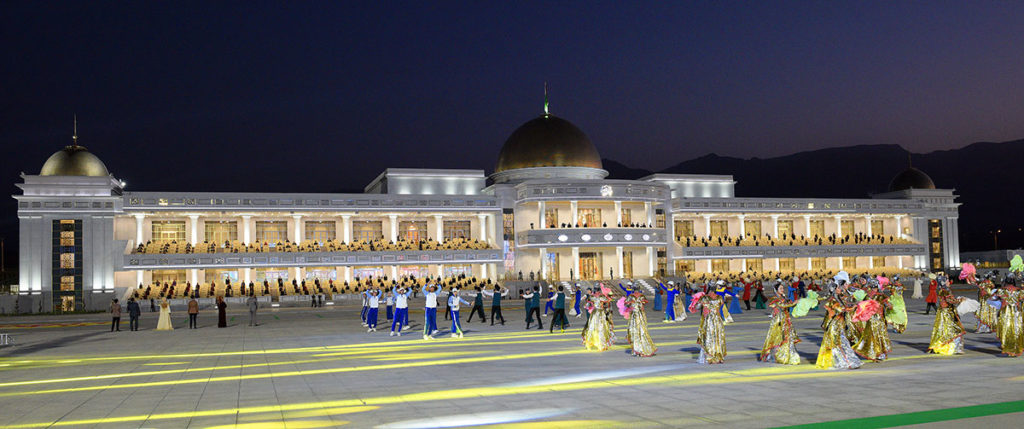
<box><xmin>603</xmin><ymin>139</ymin><xmax>1024</xmax><ymax>252</ymax></box>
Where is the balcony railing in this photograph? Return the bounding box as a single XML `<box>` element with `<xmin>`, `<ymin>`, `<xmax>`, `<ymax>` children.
<box><xmin>124</xmin><ymin>249</ymin><xmax>503</xmax><ymax>270</ymax></box>
<box><xmin>515</xmin><ymin>228</ymin><xmax>666</xmax><ymax>248</ymax></box>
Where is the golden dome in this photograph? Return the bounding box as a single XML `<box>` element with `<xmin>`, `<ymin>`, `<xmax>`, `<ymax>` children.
<box><xmin>888</xmin><ymin>167</ymin><xmax>935</xmax><ymax>192</ymax></box>
<box><xmin>40</xmin><ymin>145</ymin><xmax>110</xmax><ymax>177</ymax></box>
<box><xmin>495</xmin><ymin>114</ymin><xmax>602</xmax><ymax>173</ymax></box>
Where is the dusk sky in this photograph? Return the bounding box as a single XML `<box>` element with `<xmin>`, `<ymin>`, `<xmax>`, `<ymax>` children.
<box><xmin>3</xmin><ymin>1</ymin><xmax>1024</xmax><ymax>194</ymax></box>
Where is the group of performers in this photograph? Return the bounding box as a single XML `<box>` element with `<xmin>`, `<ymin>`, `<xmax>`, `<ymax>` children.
<box><xmin>355</xmin><ymin>257</ymin><xmax>1024</xmax><ymax>365</ymax></box>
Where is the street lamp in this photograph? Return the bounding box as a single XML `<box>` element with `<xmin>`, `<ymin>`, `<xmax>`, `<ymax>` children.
<box><xmin>990</xmin><ymin>229</ymin><xmax>1002</xmax><ymax>250</ymax></box>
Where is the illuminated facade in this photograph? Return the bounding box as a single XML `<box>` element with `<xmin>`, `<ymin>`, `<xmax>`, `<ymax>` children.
<box><xmin>14</xmin><ymin>112</ymin><xmax>961</xmax><ymax>311</ymax></box>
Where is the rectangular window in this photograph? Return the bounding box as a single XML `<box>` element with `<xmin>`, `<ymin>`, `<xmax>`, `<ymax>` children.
<box><xmin>809</xmin><ymin>220</ymin><xmax>825</xmax><ymax>238</ymax></box>
<box><xmin>545</xmin><ymin>209</ymin><xmax>558</xmax><ymax>228</ymax></box>
<box><xmin>842</xmin><ymin>257</ymin><xmax>856</xmax><ymax>269</ymax></box>
<box><xmin>931</xmin><ymin>242</ymin><xmax>942</xmax><ymax>254</ymax></box>
<box><xmin>502</xmin><ymin>211</ymin><xmax>514</xmax><ymax>239</ymax></box>
<box><xmin>933</xmin><ymin>258</ymin><xmax>942</xmax><ymax>270</ymax></box>
<box><xmin>931</xmin><ymin>222</ymin><xmax>941</xmax><ymax>239</ymax></box>
<box><xmin>60</xmin><ymin>230</ymin><xmax>75</xmax><ymax>246</ymax></box>
<box><xmin>709</xmin><ymin>220</ymin><xmax>729</xmax><ymax>238</ymax></box>
<box><xmin>204</xmin><ymin>221</ymin><xmax>238</xmax><ymax>243</ymax></box>
<box><xmin>152</xmin><ymin>270</ymin><xmax>186</xmax><ymax>285</ymax></box>
<box><xmin>745</xmin><ymin>258</ymin><xmax>763</xmax><ymax>272</ymax></box>
<box><xmin>443</xmin><ymin>220</ymin><xmax>471</xmax><ymax>241</ymax></box>
<box><xmin>398</xmin><ymin>221</ymin><xmax>427</xmax><ymax>242</ymax></box>
<box><xmin>353</xmin><ymin>221</ymin><xmax>384</xmax><ymax>242</ymax></box>
<box><xmin>675</xmin><ymin>260</ymin><xmax>695</xmax><ymax>273</ymax></box>
<box><xmin>841</xmin><ymin>220</ymin><xmax>855</xmax><ymax>237</ymax></box>
<box><xmin>620</xmin><ymin>208</ymin><xmax>632</xmax><ymax>226</ymax></box>
<box><xmin>353</xmin><ymin>266</ymin><xmax>384</xmax><ymax>279</ymax></box>
<box><xmin>152</xmin><ymin>221</ymin><xmax>186</xmax><ymax>242</ymax></box>
<box><xmin>305</xmin><ymin>221</ymin><xmax>337</xmax><ymax>243</ymax></box>
<box><xmin>872</xmin><ymin>256</ymin><xmax>885</xmax><ymax>268</ymax></box>
<box><xmin>444</xmin><ymin>264</ymin><xmax>473</xmax><ymax>277</ymax></box>
<box><xmin>59</xmin><ymin>253</ymin><xmax>75</xmax><ymax>268</ymax></box>
<box><xmin>674</xmin><ymin>220</ymin><xmax>694</xmax><ymax>238</ymax></box>
<box><xmin>871</xmin><ymin>220</ymin><xmax>885</xmax><ymax>236</ymax></box>
<box><xmin>744</xmin><ymin>220</ymin><xmax>761</xmax><ymax>237</ymax></box>
<box><xmin>711</xmin><ymin>259</ymin><xmax>729</xmax><ymax>272</ymax></box>
<box><xmin>256</xmin><ymin>221</ymin><xmax>288</xmax><ymax>243</ymax></box>
<box><xmin>811</xmin><ymin>257</ymin><xmax>826</xmax><ymax>270</ymax></box>
<box><xmin>60</xmin><ymin>275</ymin><xmax>75</xmax><ymax>291</ymax></box>
<box><xmin>578</xmin><ymin>208</ymin><xmax>600</xmax><ymax>228</ymax></box>
<box><xmin>777</xmin><ymin>220</ymin><xmax>793</xmax><ymax>237</ymax></box>
<box><xmin>779</xmin><ymin>258</ymin><xmax>795</xmax><ymax>271</ymax></box>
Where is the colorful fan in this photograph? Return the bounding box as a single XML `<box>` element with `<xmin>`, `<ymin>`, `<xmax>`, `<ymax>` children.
<box><xmin>688</xmin><ymin>292</ymin><xmax>706</xmax><ymax>314</ymax></box>
<box><xmin>959</xmin><ymin>263</ymin><xmax>976</xmax><ymax>280</ymax></box>
<box><xmin>851</xmin><ymin>289</ymin><xmax>867</xmax><ymax>301</ymax></box>
<box><xmin>792</xmin><ymin>291</ymin><xmax>819</xmax><ymax>318</ymax></box>
<box><xmin>1010</xmin><ymin>255</ymin><xmax>1024</xmax><ymax>273</ymax></box>
<box><xmin>852</xmin><ymin>299</ymin><xmax>881</xmax><ymax>322</ymax></box>
<box><xmin>616</xmin><ymin>297</ymin><xmax>630</xmax><ymax>318</ymax></box>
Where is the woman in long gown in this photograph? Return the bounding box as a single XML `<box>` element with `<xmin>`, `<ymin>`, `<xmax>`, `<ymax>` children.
<box><xmin>156</xmin><ymin>298</ymin><xmax>173</xmax><ymax>331</ymax></box>
<box><xmin>217</xmin><ymin>296</ymin><xmax>228</xmax><ymax>328</ymax></box>
<box><xmin>815</xmin><ymin>278</ymin><xmax>862</xmax><ymax>370</ymax></box>
<box><xmin>625</xmin><ymin>291</ymin><xmax>656</xmax><ymax>357</ymax></box>
<box><xmin>928</xmin><ymin>287</ymin><xmax>965</xmax><ymax>355</ymax></box>
<box><xmin>975</xmin><ymin>276</ymin><xmax>999</xmax><ymax>334</ymax></box>
<box><xmin>761</xmin><ymin>284</ymin><xmax>800</xmax><ymax>365</ymax></box>
<box><xmin>853</xmin><ymin>286</ymin><xmax>893</xmax><ymax>362</ymax></box>
<box><xmin>992</xmin><ymin>283</ymin><xmax>1023</xmax><ymax>356</ymax></box>
<box><xmin>582</xmin><ymin>290</ymin><xmax>615</xmax><ymax>351</ymax></box>
<box><xmin>694</xmin><ymin>292</ymin><xmax>727</xmax><ymax>364</ymax></box>
<box><xmin>886</xmin><ymin>276</ymin><xmax>908</xmax><ymax>333</ymax></box>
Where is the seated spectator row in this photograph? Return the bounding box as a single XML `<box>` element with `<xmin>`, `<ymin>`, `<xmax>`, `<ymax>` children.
<box><xmin>131</xmin><ymin>274</ymin><xmax>493</xmax><ymax>299</ymax></box>
<box><xmin>682</xmin><ymin>267</ymin><xmax>924</xmax><ymax>285</ymax></box>
<box><xmin>133</xmin><ymin>237</ymin><xmax>492</xmax><ymax>255</ymax></box>
<box><xmin>676</xmin><ymin>232</ymin><xmax>916</xmax><ymax>248</ymax></box>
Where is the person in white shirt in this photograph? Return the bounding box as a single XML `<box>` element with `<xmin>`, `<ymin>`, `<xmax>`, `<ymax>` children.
<box><xmin>385</xmin><ymin>288</ymin><xmax>395</xmax><ymax>322</ymax></box>
<box><xmin>422</xmin><ymin>283</ymin><xmax>440</xmax><ymax>340</ymax></box>
<box><xmin>448</xmin><ymin>288</ymin><xmax>470</xmax><ymax>338</ymax></box>
<box><xmin>364</xmin><ymin>288</ymin><xmax>381</xmax><ymax>332</ymax></box>
<box><xmin>390</xmin><ymin>287</ymin><xmax>412</xmax><ymax>336</ymax></box>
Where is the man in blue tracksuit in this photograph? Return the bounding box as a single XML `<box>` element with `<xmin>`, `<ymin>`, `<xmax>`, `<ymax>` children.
<box><xmin>572</xmin><ymin>283</ymin><xmax>582</xmax><ymax>318</ymax></box>
<box><xmin>448</xmin><ymin>288</ymin><xmax>469</xmax><ymax>338</ymax></box>
<box><xmin>422</xmin><ymin>284</ymin><xmax>440</xmax><ymax>340</ymax></box>
<box><xmin>543</xmin><ymin>285</ymin><xmax>555</xmax><ymax>316</ymax></box>
<box><xmin>661</xmin><ymin>281</ymin><xmax>680</xmax><ymax>322</ymax></box>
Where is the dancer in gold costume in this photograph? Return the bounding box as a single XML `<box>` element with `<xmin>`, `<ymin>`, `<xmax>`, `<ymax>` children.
<box><xmin>927</xmin><ymin>282</ymin><xmax>966</xmax><ymax>356</ymax></box>
<box><xmin>815</xmin><ymin>272</ymin><xmax>862</xmax><ymax>370</ymax></box>
<box><xmin>975</xmin><ymin>275</ymin><xmax>999</xmax><ymax>334</ymax></box>
<box><xmin>625</xmin><ymin>291</ymin><xmax>657</xmax><ymax>357</ymax></box>
<box><xmin>852</xmin><ymin>280</ymin><xmax>893</xmax><ymax>362</ymax></box>
<box><xmin>761</xmin><ymin>284</ymin><xmax>800</xmax><ymax>365</ymax></box>
<box><xmin>582</xmin><ymin>287</ymin><xmax>615</xmax><ymax>351</ymax></box>
<box><xmin>693</xmin><ymin>291</ymin><xmax>727</xmax><ymax>364</ymax></box>
<box><xmin>992</xmin><ymin>279</ymin><xmax>1023</xmax><ymax>357</ymax></box>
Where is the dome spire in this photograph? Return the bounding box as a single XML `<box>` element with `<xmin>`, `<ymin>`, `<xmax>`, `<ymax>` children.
<box><xmin>72</xmin><ymin>114</ymin><xmax>79</xmax><ymax>147</ymax></box>
<box><xmin>543</xmin><ymin>82</ymin><xmax>549</xmax><ymax>116</ymax></box>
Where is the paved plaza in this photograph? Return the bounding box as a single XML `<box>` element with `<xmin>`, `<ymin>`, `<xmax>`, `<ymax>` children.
<box><xmin>0</xmin><ymin>294</ymin><xmax>1022</xmax><ymax>428</ymax></box>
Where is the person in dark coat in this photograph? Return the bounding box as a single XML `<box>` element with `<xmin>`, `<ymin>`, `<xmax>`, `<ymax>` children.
<box><xmin>217</xmin><ymin>296</ymin><xmax>228</xmax><ymax>327</ymax></box>
<box><xmin>126</xmin><ymin>298</ymin><xmax>142</xmax><ymax>331</ymax></box>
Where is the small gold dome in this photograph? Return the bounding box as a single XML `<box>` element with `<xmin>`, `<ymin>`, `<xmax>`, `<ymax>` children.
<box><xmin>495</xmin><ymin>114</ymin><xmax>602</xmax><ymax>173</ymax></box>
<box><xmin>40</xmin><ymin>145</ymin><xmax>110</xmax><ymax>177</ymax></box>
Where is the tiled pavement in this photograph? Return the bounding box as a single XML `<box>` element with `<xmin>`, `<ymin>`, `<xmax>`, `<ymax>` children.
<box><xmin>0</xmin><ymin>295</ymin><xmax>1020</xmax><ymax>428</ymax></box>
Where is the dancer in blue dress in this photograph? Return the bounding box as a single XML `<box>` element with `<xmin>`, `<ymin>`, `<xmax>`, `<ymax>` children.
<box><xmin>729</xmin><ymin>282</ymin><xmax>744</xmax><ymax>315</ymax></box>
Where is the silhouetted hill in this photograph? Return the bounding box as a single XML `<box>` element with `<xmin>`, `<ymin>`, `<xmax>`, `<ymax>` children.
<box><xmin>604</xmin><ymin>139</ymin><xmax>1024</xmax><ymax>252</ymax></box>
<box><xmin>602</xmin><ymin>158</ymin><xmax>652</xmax><ymax>179</ymax></box>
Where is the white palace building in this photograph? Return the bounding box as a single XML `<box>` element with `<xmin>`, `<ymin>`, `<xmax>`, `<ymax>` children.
<box><xmin>14</xmin><ymin>110</ymin><xmax>961</xmax><ymax>311</ymax></box>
